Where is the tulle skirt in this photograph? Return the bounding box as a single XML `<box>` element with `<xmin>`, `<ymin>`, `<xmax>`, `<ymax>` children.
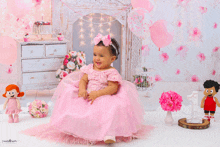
<box><xmin>20</xmin><ymin>71</ymin><xmax>154</xmax><ymax>145</ymax></box>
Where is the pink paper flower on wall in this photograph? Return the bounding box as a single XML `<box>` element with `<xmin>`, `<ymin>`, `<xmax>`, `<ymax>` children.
<box><xmin>176</xmin><ymin>46</ymin><xmax>188</xmax><ymax>59</ymax></box>
<box><xmin>214</xmin><ymin>23</ymin><xmax>218</xmax><ymax>29</ymax></box>
<box><xmin>155</xmin><ymin>75</ymin><xmax>162</xmax><ymax>81</ymax></box>
<box><xmin>212</xmin><ymin>70</ymin><xmax>216</xmax><ymax>75</ymax></box>
<box><xmin>160</xmin><ymin>52</ymin><xmax>169</xmax><ymax>63</ymax></box>
<box><xmin>177</xmin><ymin>21</ymin><xmax>182</xmax><ymax>27</ymax></box>
<box><xmin>189</xmin><ymin>27</ymin><xmax>201</xmax><ymax>41</ymax></box>
<box><xmin>191</xmin><ymin>75</ymin><xmax>199</xmax><ymax>82</ymax></box>
<box><xmin>199</xmin><ymin>6</ymin><xmax>207</xmax><ymax>14</ymax></box>
<box><xmin>176</xmin><ymin>69</ymin><xmax>180</xmax><ymax>75</ymax></box>
<box><xmin>197</xmin><ymin>52</ymin><xmax>206</xmax><ymax>62</ymax></box>
<box><xmin>213</xmin><ymin>47</ymin><xmax>219</xmax><ymax>52</ymax></box>
<box><xmin>141</xmin><ymin>45</ymin><xmax>150</xmax><ymax>56</ymax></box>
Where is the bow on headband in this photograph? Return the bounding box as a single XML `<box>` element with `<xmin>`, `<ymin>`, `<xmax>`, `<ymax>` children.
<box><xmin>94</xmin><ymin>33</ymin><xmax>112</xmax><ymax>46</ymax></box>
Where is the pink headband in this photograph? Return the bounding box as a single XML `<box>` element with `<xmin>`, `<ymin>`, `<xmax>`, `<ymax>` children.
<box><xmin>94</xmin><ymin>33</ymin><xmax>118</xmax><ymax>55</ymax></box>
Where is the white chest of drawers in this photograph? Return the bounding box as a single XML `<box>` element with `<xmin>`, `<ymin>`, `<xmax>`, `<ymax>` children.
<box><xmin>16</xmin><ymin>39</ymin><xmax>68</xmax><ymax>95</ymax></box>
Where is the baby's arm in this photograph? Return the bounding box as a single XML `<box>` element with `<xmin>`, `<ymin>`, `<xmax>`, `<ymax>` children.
<box><xmin>214</xmin><ymin>97</ymin><xmax>220</xmax><ymax>107</ymax></box>
<box><xmin>16</xmin><ymin>98</ymin><xmax>21</xmax><ymax>109</ymax></box>
<box><xmin>3</xmin><ymin>99</ymin><xmax>9</xmax><ymax>110</ymax></box>
<box><xmin>78</xmin><ymin>73</ymin><xmax>89</xmax><ymax>98</ymax></box>
<box><xmin>200</xmin><ymin>96</ymin><xmax>206</xmax><ymax>108</ymax></box>
<box><xmin>96</xmin><ymin>81</ymin><xmax>119</xmax><ymax>97</ymax></box>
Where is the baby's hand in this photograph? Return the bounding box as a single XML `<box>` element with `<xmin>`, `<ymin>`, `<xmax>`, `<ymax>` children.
<box><xmin>78</xmin><ymin>89</ymin><xmax>88</xmax><ymax>99</ymax></box>
<box><xmin>88</xmin><ymin>91</ymin><xmax>99</xmax><ymax>104</ymax></box>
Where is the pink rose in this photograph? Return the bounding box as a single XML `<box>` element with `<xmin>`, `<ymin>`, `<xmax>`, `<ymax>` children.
<box><xmin>60</xmin><ymin>71</ymin><xmax>68</xmax><ymax>78</ymax></box>
<box><xmin>44</xmin><ymin>104</ymin><xmax>48</xmax><ymax>109</ymax></box>
<box><xmin>65</xmin><ymin>55</ymin><xmax>69</xmax><ymax>59</ymax></box>
<box><xmin>63</xmin><ymin>59</ymin><xmax>68</xmax><ymax>66</ymax></box>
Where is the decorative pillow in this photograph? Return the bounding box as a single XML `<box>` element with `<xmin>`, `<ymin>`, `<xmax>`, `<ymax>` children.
<box><xmin>56</xmin><ymin>51</ymin><xmax>86</xmax><ymax>81</ymax></box>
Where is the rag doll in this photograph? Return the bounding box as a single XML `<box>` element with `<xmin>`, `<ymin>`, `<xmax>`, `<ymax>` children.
<box><xmin>3</xmin><ymin>84</ymin><xmax>24</xmax><ymax>123</ymax></box>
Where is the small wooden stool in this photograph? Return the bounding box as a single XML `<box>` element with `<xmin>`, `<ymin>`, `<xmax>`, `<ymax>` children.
<box><xmin>178</xmin><ymin>118</ymin><xmax>210</xmax><ymax>129</ymax></box>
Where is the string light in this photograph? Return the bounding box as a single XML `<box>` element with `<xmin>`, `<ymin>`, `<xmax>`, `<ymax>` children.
<box><xmin>90</xmin><ymin>13</ymin><xmax>95</xmax><ymax>44</ymax></box>
<box><xmin>79</xmin><ymin>16</ymin><xmax>85</xmax><ymax>46</ymax></box>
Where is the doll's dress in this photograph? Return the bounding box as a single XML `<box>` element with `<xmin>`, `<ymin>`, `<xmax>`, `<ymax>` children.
<box><xmin>20</xmin><ymin>64</ymin><xmax>154</xmax><ymax>145</ymax></box>
<box><xmin>5</xmin><ymin>98</ymin><xmax>22</xmax><ymax>114</ymax></box>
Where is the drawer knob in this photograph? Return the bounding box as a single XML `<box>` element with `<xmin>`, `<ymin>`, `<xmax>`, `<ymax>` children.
<box><xmin>30</xmin><ymin>50</ymin><xmax>33</xmax><ymax>53</ymax></box>
<box><xmin>54</xmin><ymin>49</ymin><xmax>57</xmax><ymax>52</ymax></box>
<box><xmin>49</xmin><ymin>53</ymin><xmax>54</xmax><ymax>55</ymax></box>
<box><xmin>30</xmin><ymin>77</ymin><xmax>34</xmax><ymax>79</ymax></box>
<box><xmin>42</xmin><ymin>63</ymin><xmax>45</xmax><ymax>66</ymax></box>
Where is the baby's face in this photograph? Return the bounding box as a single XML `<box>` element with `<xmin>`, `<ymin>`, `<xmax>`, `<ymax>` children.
<box><xmin>204</xmin><ymin>87</ymin><xmax>217</xmax><ymax>97</ymax></box>
<box><xmin>93</xmin><ymin>45</ymin><xmax>115</xmax><ymax>70</ymax></box>
<box><xmin>6</xmin><ymin>89</ymin><xmax>18</xmax><ymax>98</ymax></box>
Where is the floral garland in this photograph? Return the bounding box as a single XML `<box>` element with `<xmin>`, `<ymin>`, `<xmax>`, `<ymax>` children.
<box><xmin>56</xmin><ymin>51</ymin><xmax>86</xmax><ymax>81</ymax></box>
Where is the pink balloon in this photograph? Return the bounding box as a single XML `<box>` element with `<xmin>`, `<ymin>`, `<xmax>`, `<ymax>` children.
<box><xmin>0</xmin><ymin>36</ymin><xmax>17</xmax><ymax>65</ymax></box>
<box><xmin>149</xmin><ymin>20</ymin><xmax>173</xmax><ymax>50</ymax></box>
<box><xmin>7</xmin><ymin>0</ymin><xmax>32</xmax><ymax>18</ymax></box>
<box><xmin>131</xmin><ymin>0</ymin><xmax>154</xmax><ymax>12</ymax></box>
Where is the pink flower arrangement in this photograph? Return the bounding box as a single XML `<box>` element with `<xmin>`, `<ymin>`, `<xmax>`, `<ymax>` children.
<box><xmin>56</xmin><ymin>51</ymin><xmax>86</xmax><ymax>81</ymax></box>
<box><xmin>28</xmin><ymin>99</ymin><xmax>49</xmax><ymax>118</ymax></box>
<box><xmin>159</xmin><ymin>91</ymin><xmax>183</xmax><ymax>112</ymax></box>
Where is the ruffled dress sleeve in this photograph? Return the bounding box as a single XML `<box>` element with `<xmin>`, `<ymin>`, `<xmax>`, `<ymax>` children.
<box><xmin>107</xmin><ymin>69</ymin><xmax>123</xmax><ymax>85</ymax></box>
<box><xmin>80</xmin><ymin>64</ymin><xmax>93</xmax><ymax>74</ymax></box>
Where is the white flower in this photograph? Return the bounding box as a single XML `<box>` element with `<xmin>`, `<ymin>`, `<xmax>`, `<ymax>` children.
<box><xmin>77</xmin><ymin>56</ymin><xmax>85</xmax><ymax>66</ymax></box>
<box><xmin>69</xmin><ymin>51</ymin><xmax>77</xmax><ymax>56</ymax></box>
<box><xmin>56</xmin><ymin>69</ymin><xmax>61</xmax><ymax>76</ymax></box>
<box><xmin>67</xmin><ymin>61</ymin><xmax>75</xmax><ymax>69</ymax></box>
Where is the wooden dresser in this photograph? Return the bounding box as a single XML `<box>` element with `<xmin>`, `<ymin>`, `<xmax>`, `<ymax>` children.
<box><xmin>16</xmin><ymin>39</ymin><xmax>69</xmax><ymax>96</ymax></box>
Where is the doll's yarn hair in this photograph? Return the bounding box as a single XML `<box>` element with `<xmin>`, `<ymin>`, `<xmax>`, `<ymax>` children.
<box><xmin>203</xmin><ymin>80</ymin><xmax>220</xmax><ymax>92</ymax></box>
<box><xmin>2</xmin><ymin>84</ymin><xmax>24</xmax><ymax>98</ymax></box>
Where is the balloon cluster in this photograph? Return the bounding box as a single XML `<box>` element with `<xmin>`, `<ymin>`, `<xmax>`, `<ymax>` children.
<box><xmin>129</xmin><ymin>0</ymin><xmax>175</xmax><ymax>51</ymax></box>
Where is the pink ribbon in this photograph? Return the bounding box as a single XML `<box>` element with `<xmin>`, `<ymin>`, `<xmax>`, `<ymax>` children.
<box><xmin>94</xmin><ymin>33</ymin><xmax>112</xmax><ymax>46</ymax></box>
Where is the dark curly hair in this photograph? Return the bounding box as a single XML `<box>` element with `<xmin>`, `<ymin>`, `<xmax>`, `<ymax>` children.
<box><xmin>203</xmin><ymin>80</ymin><xmax>220</xmax><ymax>92</ymax></box>
<box><xmin>96</xmin><ymin>38</ymin><xmax>120</xmax><ymax>60</ymax></box>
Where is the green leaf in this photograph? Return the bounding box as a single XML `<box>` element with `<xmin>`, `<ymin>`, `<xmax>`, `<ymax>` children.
<box><xmin>42</xmin><ymin>104</ymin><xmax>45</xmax><ymax>107</ymax></box>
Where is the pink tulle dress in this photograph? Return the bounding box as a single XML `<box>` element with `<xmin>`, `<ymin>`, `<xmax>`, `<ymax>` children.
<box><xmin>20</xmin><ymin>64</ymin><xmax>154</xmax><ymax>145</ymax></box>
<box><xmin>5</xmin><ymin>98</ymin><xmax>22</xmax><ymax>114</ymax></box>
